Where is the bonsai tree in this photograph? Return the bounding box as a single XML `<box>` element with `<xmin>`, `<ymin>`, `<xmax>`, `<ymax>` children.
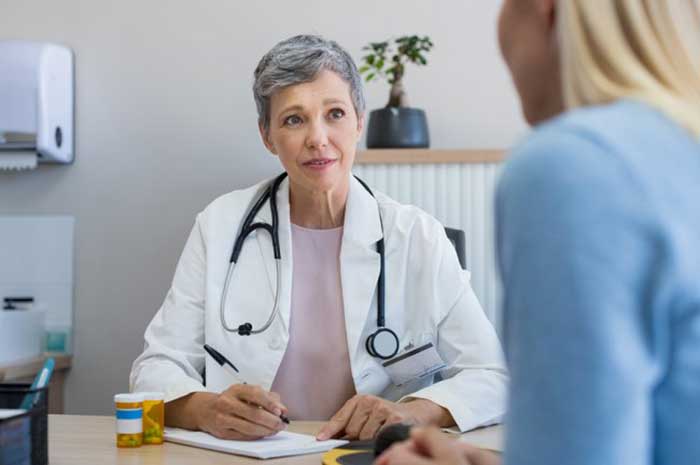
<box><xmin>359</xmin><ymin>35</ymin><xmax>434</xmax><ymax>108</ymax></box>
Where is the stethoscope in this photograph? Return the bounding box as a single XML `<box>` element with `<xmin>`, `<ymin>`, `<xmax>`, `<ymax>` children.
<box><xmin>219</xmin><ymin>172</ymin><xmax>400</xmax><ymax>360</ymax></box>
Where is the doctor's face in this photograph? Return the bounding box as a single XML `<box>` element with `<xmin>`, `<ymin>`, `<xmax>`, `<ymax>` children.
<box><xmin>260</xmin><ymin>70</ymin><xmax>363</xmax><ymax>196</ymax></box>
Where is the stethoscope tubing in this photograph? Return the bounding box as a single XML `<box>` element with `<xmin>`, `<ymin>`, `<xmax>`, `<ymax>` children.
<box><xmin>219</xmin><ymin>172</ymin><xmax>398</xmax><ymax>359</ymax></box>
<box><xmin>219</xmin><ymin>257</ymin><xmax>282</xmax><ymax>335</ymax></box>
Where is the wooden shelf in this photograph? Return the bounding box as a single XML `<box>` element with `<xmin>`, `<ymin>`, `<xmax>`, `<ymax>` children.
<box><xmin>356</xmin><ymin>149</ymin><xmax>506</xmax><ymax>165</ymax></box>
<box><xmin>0</xmin><ymin>353</ymin><xmax>72</xmax><ymax>381</ymax></box>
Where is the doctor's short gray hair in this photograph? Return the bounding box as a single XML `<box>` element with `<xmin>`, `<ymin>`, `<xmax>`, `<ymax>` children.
<box><xmin>253</xmin><ymin>35</ymin><xmax>365</xmax><ymax>133</ymax></box>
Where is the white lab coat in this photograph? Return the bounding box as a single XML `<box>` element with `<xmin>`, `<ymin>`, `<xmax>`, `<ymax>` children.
<box><xmin>130</xmin><ymin>175</ymin><xmax>507</xmax><ymax>432</ymax></box>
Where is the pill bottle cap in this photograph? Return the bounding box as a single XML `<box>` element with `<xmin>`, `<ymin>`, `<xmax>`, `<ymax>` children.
<box><xmin>114</xmin><ymin>393</ymin><xmax>144</xmax><ymax>403</ymax></box>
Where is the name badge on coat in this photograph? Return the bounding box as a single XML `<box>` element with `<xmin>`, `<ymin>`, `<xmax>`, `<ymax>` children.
<box><xmin>382</xmin><ymin>343</ymin><xmax>446</xmax><ymax>387</ymax></box>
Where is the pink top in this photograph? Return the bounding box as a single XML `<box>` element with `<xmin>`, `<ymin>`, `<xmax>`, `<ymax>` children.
<box><xmin>270</xmin><ymin>224</ymin><xmax>356</xmax><ymax>420</ymax></box>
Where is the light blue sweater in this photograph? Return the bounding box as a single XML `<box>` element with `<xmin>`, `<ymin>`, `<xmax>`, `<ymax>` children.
<box><xmin>496</xmin><ymin>100</ymin><xmax>700</xmax><ymax>465</ymax></box>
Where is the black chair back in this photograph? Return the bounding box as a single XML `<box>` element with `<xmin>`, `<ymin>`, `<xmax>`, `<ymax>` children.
<box><xmin>444</xmin><ymin>227</ymin><xmax>467</xmax><ymax>270</ymax></box>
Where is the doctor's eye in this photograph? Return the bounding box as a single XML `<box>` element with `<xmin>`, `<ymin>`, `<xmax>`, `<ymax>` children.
<box><xmin>328</xmin><ymin>108</ymin><xmax>346</xmax><ymax>120</ymax></box>
<box><xmin>283</xmin><ymin>114</ymin><xmax>303</xmax><ymax>127</ymax></box>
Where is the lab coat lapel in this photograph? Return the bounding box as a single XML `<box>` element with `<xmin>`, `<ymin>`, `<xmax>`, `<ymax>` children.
<box><xmin>255</xmin><ymin>176</ymin><xmax>292</xmax><ymax>334</ymax></box>
<box><xmin>341</xmin><ymin>176</ymin><xmax>383</xmax><ymax>361</ymax></box>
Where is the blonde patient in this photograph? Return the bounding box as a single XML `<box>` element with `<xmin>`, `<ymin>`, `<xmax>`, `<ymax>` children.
<box><xmin>377</xmin><ymin>1</ymin><xmax>700</xmax><ymax>464</ymax></box>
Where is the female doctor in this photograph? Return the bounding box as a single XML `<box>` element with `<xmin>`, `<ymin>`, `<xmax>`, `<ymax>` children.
<box><xmin>130</xmin><ymin>35</ymin><xmax>506</xmax><ymax>442</ymax></box>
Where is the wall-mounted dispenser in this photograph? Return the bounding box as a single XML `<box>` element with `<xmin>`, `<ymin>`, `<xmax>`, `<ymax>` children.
<box><xmin>0</xmin><ymin>40</ymin><xmax>74</xmax><ymax>170</ymax></box>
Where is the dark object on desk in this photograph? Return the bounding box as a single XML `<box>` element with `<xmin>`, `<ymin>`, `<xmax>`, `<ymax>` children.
<box><xmin>374</xmin><ymin>423</ymin><xmax>412</xmax><ymax>457</ymax></box>
<box><xmin>327</xmin><ymin>440</ymin><xmax>374</xmax><ymax>465</ymax></box>
<box><xmin>0</xmin><ymin>383</ymin><xmax>48</xmax><ymax>465</ymax></box>
<box><xmin>322</xmin><ymin>423</ymin><xmax>412</xmax><ymax>465</ymax></box>
<box><xmin>366</xmin><ymin>108</ymin><xmax>430</xmax><ymax>148</ymax></box>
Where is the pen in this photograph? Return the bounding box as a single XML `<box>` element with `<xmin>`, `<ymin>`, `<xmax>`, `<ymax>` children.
<box><xmin>204</xmin><ymin>343</ymin><xmax>239</xmax><ymax>373</ymax></box>
<box><xmin>203</xmin><ymin>344</ymin><xmax>289</xmax><ymax>424</ymax></box>
<box><xmin>20</xmin><ymin>357</ymin><xmax>55</xmax><ymax>410</ymax></box>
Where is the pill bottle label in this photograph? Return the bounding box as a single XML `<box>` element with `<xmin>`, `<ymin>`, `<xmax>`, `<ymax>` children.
<box><xmin>117</xmin><ymin>408</ymin><xmax>143</xmax><ymax>434</ymax></box>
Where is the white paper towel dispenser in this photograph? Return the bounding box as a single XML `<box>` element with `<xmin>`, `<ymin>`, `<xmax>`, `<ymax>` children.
<box><xmin>0</xmin><ymin>40</ymin><xmax>74</xmax><ymax>169</ymax></box>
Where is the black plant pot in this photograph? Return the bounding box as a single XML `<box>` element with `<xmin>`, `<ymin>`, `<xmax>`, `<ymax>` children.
<box><xmin>366</xmin><ymin>107</ymin><xmax>430</xmax><ymax>149</ymax></box>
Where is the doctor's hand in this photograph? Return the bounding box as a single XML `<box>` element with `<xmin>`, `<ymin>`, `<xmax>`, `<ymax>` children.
<box><xmin>317</xmin><ymin>395</ymin><xmax>454</xmax><ymax>441</ymax></box>
<box><xmin>195</xmin><ymin>385</ymin><xmax>289</xmax><ymax>441</ymax></box>
<box><xmin>374</xmin><ymin>427</ymin><xmax>501</xmax><ymax>465</ymax></box>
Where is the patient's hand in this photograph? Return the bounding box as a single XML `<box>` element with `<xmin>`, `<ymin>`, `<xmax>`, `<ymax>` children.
<box><xmin>374</xmin><ymin>427</ymin><xmax>501</xmax><ymax>465</ymax></box>
<box><xmin>316</xmin><ymin>395</ymin><xmax>453</xmax><ymax>441</ymax></box>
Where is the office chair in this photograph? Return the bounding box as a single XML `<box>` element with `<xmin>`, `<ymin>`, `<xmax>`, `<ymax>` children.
<box><xmin>444</xmin><ymin>227</ymin><xmax>467</xmax><ymax>270</ymax></box>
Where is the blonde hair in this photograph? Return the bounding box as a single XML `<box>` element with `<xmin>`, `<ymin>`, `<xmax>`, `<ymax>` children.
<box><xmin>558</xmin><ymin>0</ymin><xmax>700</xmax><ymax>136</ymax></box>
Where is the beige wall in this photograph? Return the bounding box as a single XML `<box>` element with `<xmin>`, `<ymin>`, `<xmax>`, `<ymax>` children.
<box><xmin>0</xmin><ymin>0</ymin><xmax>526</xmax><ymax>414</ymax></box>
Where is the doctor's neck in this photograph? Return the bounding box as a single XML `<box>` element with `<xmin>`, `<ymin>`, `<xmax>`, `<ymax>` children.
<box><xmin>289</xmin><ymin>180</ymin><xmax>348</xmax><ymax>229</ymax></box>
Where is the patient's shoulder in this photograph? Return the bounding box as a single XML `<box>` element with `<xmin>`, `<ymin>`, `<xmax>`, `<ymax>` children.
<box><xmin>500</xmin><ymin>103</ymin><xmax>643</xmax><ymax>209</ymax></box>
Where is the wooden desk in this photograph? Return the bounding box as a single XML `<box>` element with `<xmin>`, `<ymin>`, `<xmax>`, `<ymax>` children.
<box><xmin>49</xmin><ymin>415</ymin><xmax>503</xmax><ymax>465</ymax></box>
<box><xmin>0</xmin><ymin>353</ymin><xmax>72</xmax><ymax>414</ymax></box>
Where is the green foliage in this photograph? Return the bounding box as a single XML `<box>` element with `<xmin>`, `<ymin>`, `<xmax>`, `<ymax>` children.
<box><xmin>359</xmin><ymin>35</ymin><xmax>434</xmax><ymax>85</ymax></box>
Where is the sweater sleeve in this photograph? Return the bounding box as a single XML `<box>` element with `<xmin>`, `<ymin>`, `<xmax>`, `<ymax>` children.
<box><xmin>496</xmin><ymin>127</ymin><xmax>660</xmax><ymax>465</ymax></box>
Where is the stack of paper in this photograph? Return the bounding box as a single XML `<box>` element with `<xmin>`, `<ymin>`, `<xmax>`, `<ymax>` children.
<box><xmin>164</xmin><ymin>428</ymin><xmax>348</xmax><ymax>459</ymax></box>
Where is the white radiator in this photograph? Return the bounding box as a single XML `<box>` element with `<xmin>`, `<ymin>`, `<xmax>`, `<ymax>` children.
<box><xmin>353</xmin><ymin>163</ymin><xmax>502</xmax><ymax>328</ymax></box>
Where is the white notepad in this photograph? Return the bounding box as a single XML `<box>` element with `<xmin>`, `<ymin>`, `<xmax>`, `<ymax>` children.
<box><xmin>164</xmin><ymin>428</ymin><xmax>348</xmax><ymax>459</ymax></box>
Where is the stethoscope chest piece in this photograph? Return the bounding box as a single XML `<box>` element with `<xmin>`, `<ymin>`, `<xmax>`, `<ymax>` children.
<box><xmin>366</xmin><ymin>327</ymin><xmax>399</xmax><ymax>360</ymax></box>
